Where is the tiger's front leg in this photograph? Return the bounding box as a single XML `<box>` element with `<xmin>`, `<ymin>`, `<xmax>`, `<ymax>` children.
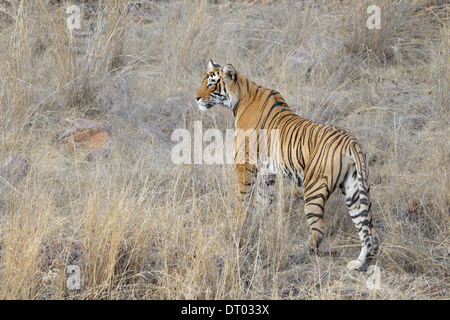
<box><xmin>234</xmin><ymin>163</ymin><xmax>258</xmax><ymax>222</ymax></box>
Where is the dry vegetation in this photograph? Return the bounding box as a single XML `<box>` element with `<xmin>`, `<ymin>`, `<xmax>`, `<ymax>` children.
<box><xmin>0</xmin><ymin>0</ymin><xmax>448</xmax><ymax>300</ymax></box>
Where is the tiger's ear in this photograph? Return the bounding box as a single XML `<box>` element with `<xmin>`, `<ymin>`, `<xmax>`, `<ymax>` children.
<box><xmin>207</xmin><ymin>60</ymin><xmax>221</xmax><ymax>71</ymax></box>
<box><xmin>223</xmin><ymin>64</ymin><xmax>237</xmax><ymax>82</ymax></box>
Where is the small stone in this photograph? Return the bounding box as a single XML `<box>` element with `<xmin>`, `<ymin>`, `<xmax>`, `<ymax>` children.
<box><xmin>407</xmin><ymin>199</ymin><xmax>421</xmax><ymax>213</ymax></box>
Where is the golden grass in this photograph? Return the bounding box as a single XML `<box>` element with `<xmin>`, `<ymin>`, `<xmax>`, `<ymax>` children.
<box><xmin>0</xmin><ymin>0</ymin><xmax>448</xmax><ymax>299</ymax></box>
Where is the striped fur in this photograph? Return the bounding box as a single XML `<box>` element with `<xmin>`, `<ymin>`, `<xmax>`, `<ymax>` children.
<box><xmin>195</xmin><ymin>60</ymin><xmax>379</xmax><ymax>270</ymax></box>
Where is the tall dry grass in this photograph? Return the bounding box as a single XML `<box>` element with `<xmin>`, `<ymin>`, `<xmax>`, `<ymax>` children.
<box><xmin>0</xmin><ymin>0</ymin><xmax>448</xmax><ymax>299</ymax></box>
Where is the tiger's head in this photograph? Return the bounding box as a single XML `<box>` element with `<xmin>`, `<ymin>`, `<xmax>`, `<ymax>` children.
<box><xmin>195</xmin><ymin>60</ymin><xmax>238</xmax><ymax>112</ymax></box>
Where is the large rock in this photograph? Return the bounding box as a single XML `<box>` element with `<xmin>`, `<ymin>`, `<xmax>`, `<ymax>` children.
<box><xmin>55</xmin><ymin>118</ymin><xmax>111</xmax><ymax>149</ymax></box>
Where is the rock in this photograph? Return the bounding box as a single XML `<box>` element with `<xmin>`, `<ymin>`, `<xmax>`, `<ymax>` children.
<box><xmin>55</xmin><ymin>118</ymin><xmax>111</xmax><ymax>149</ymax></box>
<box><xmin>407</xmin><ymin>199</ymin><xmax>421</xmax><ymax>213</ymax></box>
<box><xmin>0</xmin><ymin>154</ymin><xmax>28</xmax><ymax>185</ymax></box>
<box><xmin>399</xmin><ymin>198</ymin><xmax>423</xmax><ymax>223</ymax></box>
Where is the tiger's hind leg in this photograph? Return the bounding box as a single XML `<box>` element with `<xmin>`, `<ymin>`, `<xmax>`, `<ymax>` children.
<box><xmin>340</xmin><ymin>168</ymin><xmax>379</xmax><ymax>270</ymax></box>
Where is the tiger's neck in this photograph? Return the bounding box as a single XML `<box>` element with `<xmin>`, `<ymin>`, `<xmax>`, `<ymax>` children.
<box><xmin>232</xmin><ymin>73</ymin><xmax>299</xmax><ymax>126</ymax></box>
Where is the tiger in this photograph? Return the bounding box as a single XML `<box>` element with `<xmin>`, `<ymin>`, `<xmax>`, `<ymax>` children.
<box><xmin>194</xmin><ymin>60</ymin><xmax>379</xmax><ymax>270</ymax></box>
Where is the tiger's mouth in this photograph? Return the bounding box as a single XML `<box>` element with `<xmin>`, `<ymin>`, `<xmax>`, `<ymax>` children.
<box><xmin>197</xmin><ymin>101</ymin><xmax>213</xmax><ymax>111</ymax></box>
<box><xmin>196</xmin><ymin>98</ymin><xmax>213</xmax><ymax>111</ymax></box>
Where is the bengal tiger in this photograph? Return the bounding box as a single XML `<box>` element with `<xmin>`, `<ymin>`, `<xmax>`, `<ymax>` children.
<box><xmin>194</xmin><ymin>60</ymin><xmax>379</xmax><ymax>270</ymax></box>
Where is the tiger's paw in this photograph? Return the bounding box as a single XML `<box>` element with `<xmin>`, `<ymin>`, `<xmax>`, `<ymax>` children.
<box><xmin>347</xmin><ymin>259</ymin><xmax>368</xmax><ymax>271</ymax></box>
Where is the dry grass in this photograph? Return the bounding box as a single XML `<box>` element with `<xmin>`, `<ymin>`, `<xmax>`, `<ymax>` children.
<box><xmin>0</xmin><ymin>0</ymin><xmax>448</xmax><ymax>300</ymax></box>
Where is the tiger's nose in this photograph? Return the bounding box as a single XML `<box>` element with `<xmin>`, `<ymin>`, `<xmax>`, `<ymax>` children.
<box><xmin>194</xmin><ymin>95</ymin><xmax>201</xmax><ymax>101</ymax></box>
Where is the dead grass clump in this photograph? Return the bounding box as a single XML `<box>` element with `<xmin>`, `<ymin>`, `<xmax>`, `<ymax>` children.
<box><xmin>340</xmin><ymin>0</ymin><xmax>438</xmax><ymax>66</ymax></box>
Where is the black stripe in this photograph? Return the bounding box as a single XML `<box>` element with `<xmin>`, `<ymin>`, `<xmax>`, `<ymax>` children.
<box><xmin>306</xmin><ymin>213</ymin><xmax>324</xmax><ymax>219</ymax></box>
<box><xmin>351</xmin><ymin>191</ymin><xmax>359</xmax><ymax>205</ymax></box>
<box><xmin>311</xmin><ymin>228</ymin><xmax>324</xmax><ymax>235</ymax></box>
